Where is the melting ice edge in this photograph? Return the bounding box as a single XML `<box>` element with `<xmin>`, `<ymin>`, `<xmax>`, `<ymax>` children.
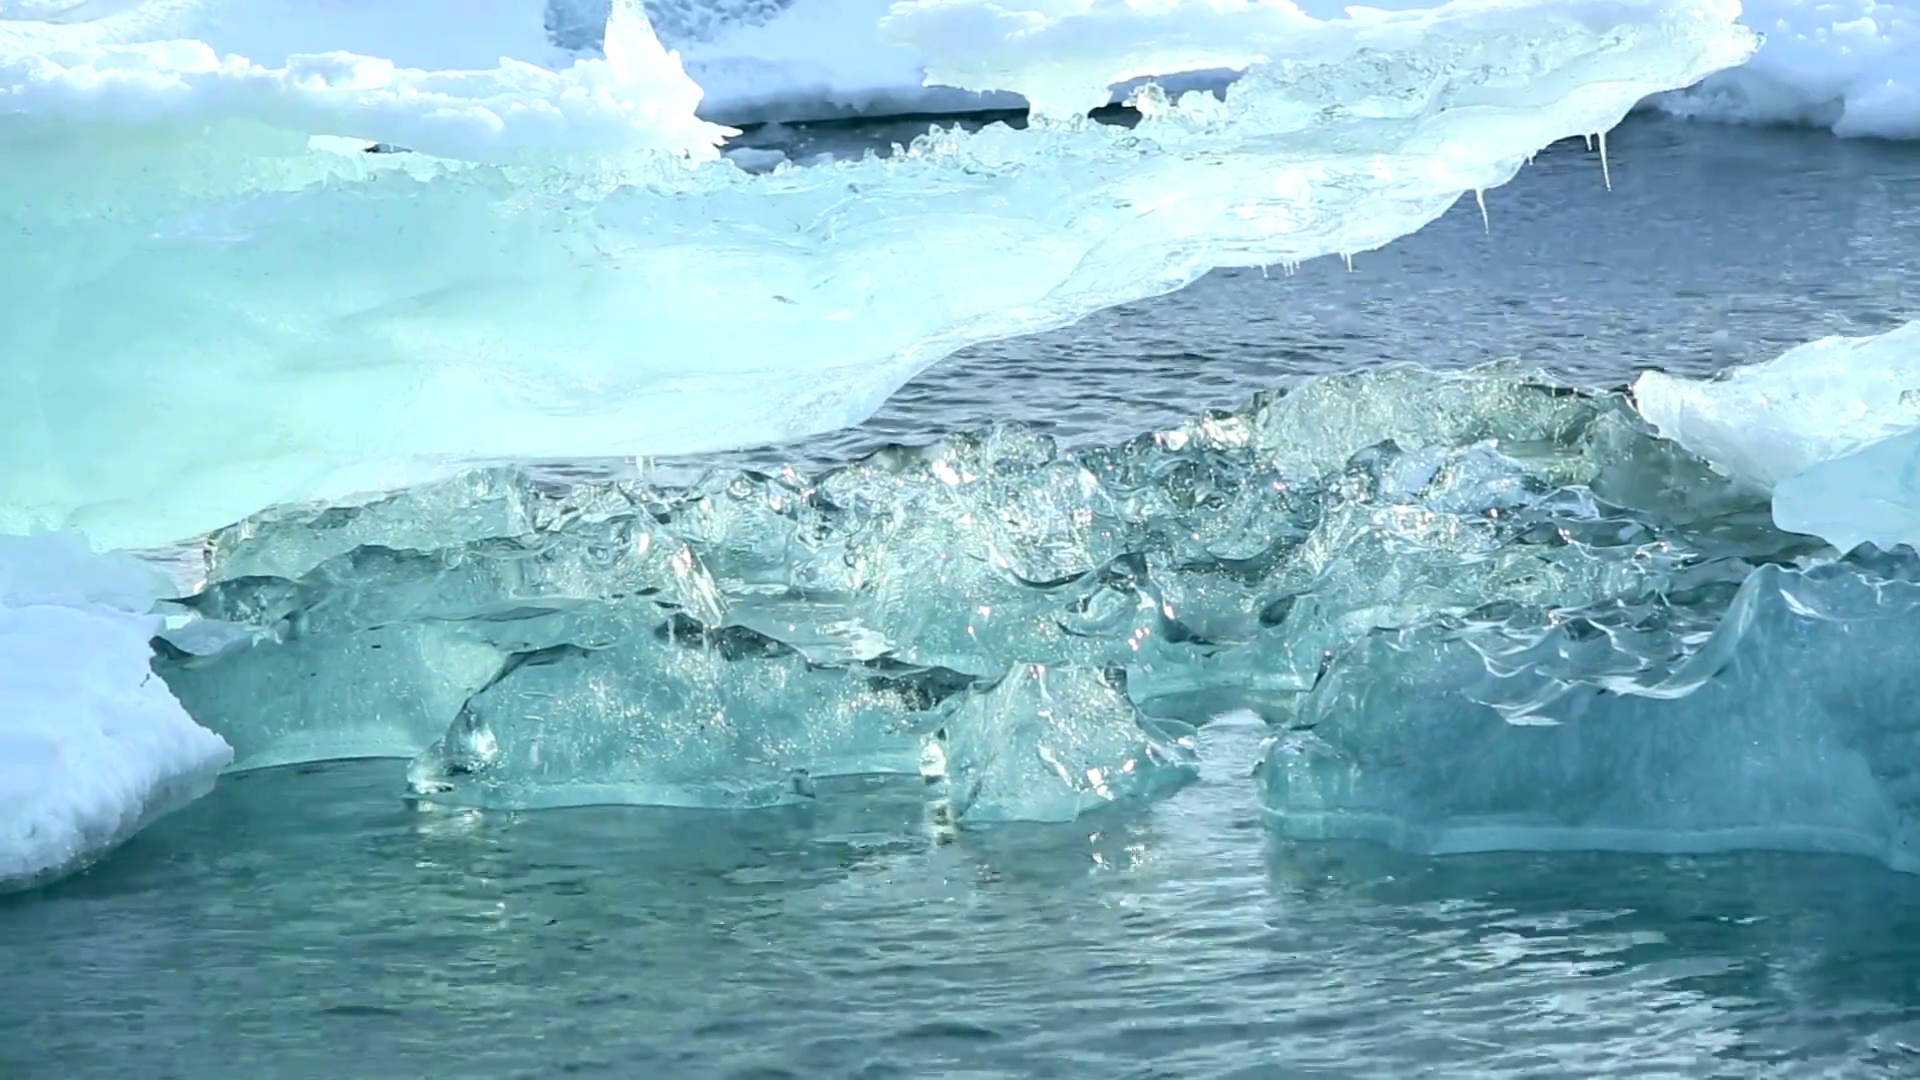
<box><xmin>147</xmin><ymin>362</ymin><xmax>1920</xmax><ymax>871</ymax></box>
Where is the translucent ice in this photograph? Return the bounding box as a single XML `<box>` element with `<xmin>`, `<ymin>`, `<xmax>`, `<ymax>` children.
<box><xmin>1774</xmin><ymin>427</ymin><xmax>1920</xmax><ymax>553</ymax></box>
<box><xmin>0</xmin><ymin>0</ymin><xmax>1755</xmax><ymax>550</ymax></box>
<box><xmin>160</xmin><ymin>364</ymin><xmax>1781</xmax><ymax>822</ymax></box>
<box><xmin>1258</xmin><ymin>553</ymin><xmax>1920</xmax><ymax>871</ymax></box>
<box><xmin>934</xmin><ymin>664</ymin><xmax>1198</xmax><ymax>824</ymax></box>
<box><xmin>0</xmin><ymin>534</ymin><xmax>231</xmax><ymax>892</ymax></box>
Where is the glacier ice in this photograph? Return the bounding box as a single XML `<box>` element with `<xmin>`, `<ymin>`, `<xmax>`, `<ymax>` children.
<box><xmin>0</xmin><ymin>0</ymin><xmax>1755</xmax><ymax>551</ymax></box>
<box><xmin>1258</xmin><ymin>552</ymin><xmax>1920</xmax><ymax>871</ymax></box>
<box><xmin>158</xmin><ymin>364</ymin><xmax>1783</xmax><ymax>822</ymax></box>
<box><xmin>0</xmin><ymin>534</ymin><xmax>232</xmax><ymax>893</ymax></box>
<box><xmin>1634</xmin><ymin>320</ymin><xmax>1920</xmax><ymax>553</ymax></box>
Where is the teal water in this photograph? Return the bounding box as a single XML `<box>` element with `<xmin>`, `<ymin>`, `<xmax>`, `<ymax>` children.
<box><xmin>6</xmin><ymin>116</ymin><xmax>1920</xmax><ymax>1078</ymax></box>
<box><xmin>7</xmin><ymin>719</ymin><xmax>1920</xmax><ymax>1078</ymax></box>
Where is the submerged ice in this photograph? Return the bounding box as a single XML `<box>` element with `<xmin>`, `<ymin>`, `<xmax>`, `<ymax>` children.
<box><xmin>0</xmin><ymin>0</ymin><xmax>1755</xmax><ymax>551</ymax></box>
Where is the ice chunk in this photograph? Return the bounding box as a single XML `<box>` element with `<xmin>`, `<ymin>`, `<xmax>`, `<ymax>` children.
<box><xmin>0</xmin><ymin>0</ymin><xmax>1754</xmax><ymax>551</ymax></box>
<box><xmin>1259</xmin><ymin>554</ymin><xmax>1920</xmax><ymax>872</ymax></box>
<box><xmin>1633</xmin><ymin>321</ymin><xmax>1920</xmax><ymax>490</ymax></box>
<box><xmin>162</xmin><ymin>509</ymin><xmax>726</xmax><ymax>770</ymax></box>
<box><xmin>1651</xmin><ymin>0</ymin><xmax>1920</xmax><ymax>139</ymax></box>
<box><xmin>1633</xmin><ymin>321</ymin><xmax>1920</xmax><ymax>552</ymax></box>
<box><xmin>0</xmin><ymin>534</ymin><xmax>231</xmax><ymax>892</ymax></box>
<box><xmin>934</xmin><ymin>663</ymin><xmax>1198</xmax><ymax>824</ymax></box>
<box><xmin>163</xmin><ymin>365</ymin><xmax>1778</xmax><ymax>825</ymax></box>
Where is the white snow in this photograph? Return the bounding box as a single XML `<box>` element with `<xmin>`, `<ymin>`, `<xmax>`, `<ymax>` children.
<box><xmin>655</xmin><ymin>0</ymin><xmax>1920</xmax><ymax>137</ymax></box>
<box><xmin>0</xmin><ymin>533</ymin><xmax>232</xmax><ymax>892</ymax></box>
<box><xmin>1633</xmin><ymin>321</ymin><xmax>1920</xmax><ymax>552</ymax></box>
<box><xmin>0</xmin><ymin>0</ymin><xmax>1754</xmax><ymax>551</ymax></box>
<box><xmin>1651</xmin><ymin>0</ymin><xmax>1920</xmax><ymax>138</ymax></box>
<box><xmin>0</xmin><ymin>0</ymin><xmax>729</xmax><ymax>162</ymax></box>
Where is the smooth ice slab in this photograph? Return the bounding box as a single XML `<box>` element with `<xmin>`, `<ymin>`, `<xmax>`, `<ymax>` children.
<box><xmin>1259</xmin><ymin>554</ymin><xmax>1920</xmax><ymax>872</ymax></box>
<box><xmin>1774</xmin><ymin>428</ymin><xmax>1920</xmax><ymax>553</ymax></box>
<box><xmin>0</xmin><ymin>0</ymin><xmax>1755</xmax><ymax>550</ymax></box>
<box><xmin>0</xmin><ymin>534</ymin><xmax>231</xmax><ymax>892</ymax></box>
<box><xmin>1651</xmin><ymin>0</ymin><xmax>1920</xmax><ymax>138</ymax></box>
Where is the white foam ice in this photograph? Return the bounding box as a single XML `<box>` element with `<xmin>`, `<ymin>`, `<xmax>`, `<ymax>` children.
<box><xmin>1650</xmin><ymin>0</ymin><xmax>1920</xmax><ymax>138</ymax></box>
<box><xmin>0</xmin><ymin>533</ymin><xmax>232</xmax><ymax>892</ymax></box>
<box><xmin>0</xmin><ymin>0</ymin><xmax>1757</xmax><ymax>552</ymax></box>
<box><xmin>1633</xmin><ymin>320</ymin><xmax>1920</xmax><ymax>551</ymax></box>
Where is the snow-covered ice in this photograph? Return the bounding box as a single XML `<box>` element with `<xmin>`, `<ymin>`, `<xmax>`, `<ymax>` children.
<box><xmin>0</xmin><ymin>0</ymin><xmax>1755</xmax><ymax>551</ymax></box>
<box><xmin>0</xmin><ymin>534</ymin><xmax>231</xmax><ymax>893</ymax></box>
<box><xmin>584</xmin><ymin>0</ymin><xmax>1920</xmax><ymax>137</ymax></box>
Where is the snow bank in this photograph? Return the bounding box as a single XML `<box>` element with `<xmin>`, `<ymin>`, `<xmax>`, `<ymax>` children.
<box><xmin>1651</xmin><ymin>0</ymin><xmax>1920</xmax><ymax>138</ymax></box>
<box><xmin>0</xmin><ymin>535</ymin><xmax>231</xmax><ymax>892</ymax></box>
<box><xmin>0</xmin><ymin>0</ymin><xmax>728</xmax><ymax>162</ymax></box>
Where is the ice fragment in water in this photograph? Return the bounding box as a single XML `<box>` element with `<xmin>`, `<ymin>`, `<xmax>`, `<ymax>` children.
<box><xmin>159</xmin><ymin>363</ymin><xmax>1785</xmax><ymax>827</ymax></box>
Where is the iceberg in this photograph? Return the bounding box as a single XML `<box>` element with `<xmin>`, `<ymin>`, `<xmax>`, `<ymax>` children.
<box><xmin>0</xmin><ymin>534</ymin><xmax>231</xmax><ymax>893</ymax></box>
<box><xmin>568</xmin><ymin>0</ymin><xmax>1920</xmax><ymax>139</ymax></box>
<box><xmin>0</xmin><ymin>0</ymin><xmax>1755</xmax><ymax>552</ymax></box>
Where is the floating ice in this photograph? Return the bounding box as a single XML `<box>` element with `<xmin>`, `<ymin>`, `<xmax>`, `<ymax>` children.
<box><xmin>1633</xmin><ymin>321</ymin><xmax>1920</xmax><ymax>550</ymax></box>
<box><xmin>157</xmin><ymin>364</ymin><xmax>1787</xmax><ymax>823</ymax></box>
<box><xmin>0</xmin><ymin>0</ymin><xmax>1755</xmax><ymax>551</ymax></box>
<box><xmin>0</xmin><ymin>534</ymin><xmax>231</xmax><ymax>893</ymax></box>
<box><xmin>1259</xmin><ymin>552</ymin><xmax>1920</xmax><ymax>872</ymax></box>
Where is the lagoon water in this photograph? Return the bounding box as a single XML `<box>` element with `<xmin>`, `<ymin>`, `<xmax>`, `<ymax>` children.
<box><xmin>6</xmin><ymin>116</ymin><xmax>1920</xmax><ymax>1078</ymax></box>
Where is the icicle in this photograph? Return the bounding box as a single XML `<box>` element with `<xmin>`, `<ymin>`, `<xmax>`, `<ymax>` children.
<box><xmin>1597</xmin><ymin>129</ymin><xmax>1612</xmax><ymax>191</ymax></box>
<box><xmin>1582</xmin><ymin>133</ymin><xmax>1594</xmax><ymax>151</ymax></box>
<box><xmin>1341</xmin><ymin>252</ymin><xmax>1354</xmax><ymax>272</ymax></box>
<box><xmin>1260</xmin><ymin>264</ymin><xmax>1270</xmax><ymax>280</ymax></box>
<box><xmin>1474</xmin><ymin>188</ymin><xmax>1489</xmax><ymax>233</ymax></box>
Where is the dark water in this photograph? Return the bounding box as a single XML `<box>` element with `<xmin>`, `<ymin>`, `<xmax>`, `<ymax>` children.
<box><xmin>9</xmin><ymin>118</ymin><xmax>1920</xmax><ymax>1078</ymax></box>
